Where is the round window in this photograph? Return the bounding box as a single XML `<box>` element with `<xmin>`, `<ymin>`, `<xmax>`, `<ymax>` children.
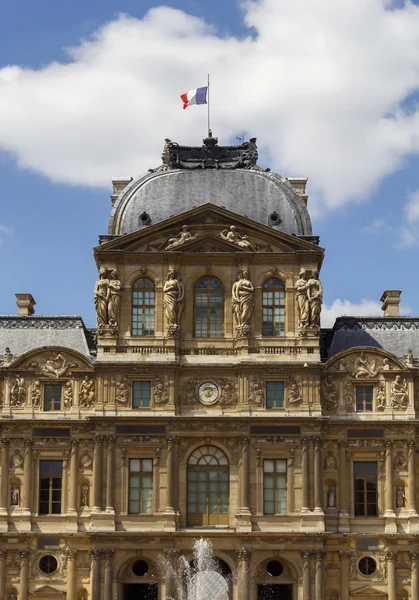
<box><xmin>39</xmin><ymin>555</ymin><xmax>58</xmax><ymax>574</ymax></box>
<box><xmin>267</xmin><ymin>560</ymin><xmax>283</xmax><ymax>577</ymax></box>
<box><xmin>132</xmin><ymin>559</ymin><xmax>149</xmax><ymax>576</ymax></box>
<box><xmin>358</xmin><ymin>556</ymin><xmax>377</xmax><ymax>576</ymax></box>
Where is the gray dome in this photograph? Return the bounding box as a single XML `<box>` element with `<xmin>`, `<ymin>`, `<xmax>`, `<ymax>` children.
<box><xmin>109</xmin><ymin>168</ymin><xmax>312</xmax><ymax>237</ymax></box>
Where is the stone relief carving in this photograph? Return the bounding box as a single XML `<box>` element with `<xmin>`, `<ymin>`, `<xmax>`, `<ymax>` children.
<box><xmin>220</xmin><ymin>226</ymin><xmax>257</xmax><ymax>250</ymax></box>
<box><xmin>287</xmin><ymin>378</ymin><xmax>302</xmax><ymax>405</ymax></box>
<box><xmin>79</xmin><ymin>453</ymin><xmax>93</xmax><ymax>469</ymax></box>
<box><xmin>169</xmin><ymin>420</ymin><xmax>248</xmax><ymax>432</ymax></box>
<box><xmin>232</xmin><ymin>268</ymin><xmax>254</xmax><ymax>338</ymax></box>
<box><xmin>248</xmin><ymin>378</ymin><xmax>264</xmax><ymax>407</ymax></box>
<box><xmin>391</xmin><ymin>376</ymin><xmax>409</xmax><ymax>410</ymax></box>
<box><xmin>31</xmin><ymin>380</ymin><xmax>41</xmax><ymax>408</ymax></box>
<box><xmin>344</xmin><ymin>382</ymin><xmax>354</xmax><ymax>411</ymax></box>
<box><xmin>163</xmin><ymin>268</ymin><xmax>185</xmax><ymax>337</ymax></box>
<box><xmin>115</xmin><ymin>379</ymin><xmax>130</xmax><ymax>406</ymax></box>
<box><xmin>179</xmin><ymin>378</ymin><xmax>237</xmax><ymax>406</ymax></box>
<box><xmin>153</xmin><ymin>377</ymin><xmax>169</xmax><ymax>405</ymax></box>
<box><xmin>324</xmin><ymin>453</ymin><xmax>337</xmax><ymax>470</ymax></box>
<box><xmin>11</xmin><ymin>452</ymin><xmax>23</xmax><ymax>468</ymax></box>
<box><xmin>63</xmin><ymin>381</ymin><xmax>73</xmax><ymax>409</ymax></box>
<box><xmin>28</xmin><ymin>352</ymin><xmax>80</xmax><ymax>379</ymax></box>
<box><xmin>94</xmin><ymin>267</ymin><xmax>122</xmax><ymax>334</ymax></box>
<box><xmin>353</xmin><ymin>352</ymin><xmax>378</xmax><ymax>379</ymax></box>
<box><xmin>79</xmin><ymin>376</ymin><xmax>96</xmax><ymax>408</ymax></box>
<box><xmin>10</xmin><ymin>376</ymin><xmax>26</xmax><ymax>407</ymax></box>
<box><xmin>349</xmin><ymin>552</ymin><xmax>387</xmax><ymax>581</ymax></box>
<box><xmin>376</xmin><ymin>383</ymin><xmax>386</xmax><ymax>410</ymax></box>
<box><xmin>165</xmin><ymin>225</ymin><xmax>198</xmax><ymax>249</ymax></box>
<box><xmin>322</xmin><ymin>376</ymin><xmax>339</xmax><ymax>411</ymax></box>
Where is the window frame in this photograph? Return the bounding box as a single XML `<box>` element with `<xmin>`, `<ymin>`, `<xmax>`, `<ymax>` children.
<box><xmin>355</xmin><ymin>385</ymin><xmax>374</xmax><ymax>412</ymax></box>
<box><xmin>39</xmin><ymin>459</ymin><xmax>63</xmax><ymax>515</ymax></box>
<box><xmin>131</xmin><ymin>277</ymin><xmax>156</xmax><ymax>337</ymax></box>
<box><xmin>353</xmin><ymin>461</ymin><xmax>378</xmax><ymax>517</ymax></box>
<box><xmin>266</xmin><ymin>381</ymin><xmax>285</xmax><ymax>409</ymax></box>
<box><xmin>128</xmin><ymin>458</ymin><xmax>153</xmax><ymax>514</ymax></box>
<box><xmin>262</xmin><ymin>277</ymin><xmax>286</xmax><ymax>337</ymax></box>
<box><xmin>263</xmin><ymin>459</ymin><xmax>287</xmax><ymax>515</ymax></box>
<box><xmin>132</xmin><ymin>381</ymin><xmax>152</xmax><ymax>409</ymax></box>
<box><xmin>193</xmin><ymin>276</ymin><xmax>224</xmax><ymax>338</ymax></box>
<box><xmin>43</xmin><ymin>384</ymin><xmax>62</xmax><ymax>412</ymax></box>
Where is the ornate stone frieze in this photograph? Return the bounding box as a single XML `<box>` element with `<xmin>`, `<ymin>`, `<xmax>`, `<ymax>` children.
<box><xmin>33</xmin><ymin>438</ymin><xmax>70</xmax><ymax>448</ymax></box>
<box><xmin>253</xmin><ymin>436</ymin><xmax>296</xmax><ymax>446</ymax></box>
<box><xmin>0</xmin><ymin>316</ymin><xmax>86</xmax><ymax>330</ymax></box>
<box><xmin>25</xmin><ymin>352</ymin><xmax>81</xmax><ymax>379</ymax></box>
<box><xmin>117</xmin><ymin>436</ymin><xmax>161</xmax><ymax>446</ymax></box>
<box><xmin>169</xmin><ymin>420</ymin><xmax>248</xmax><ymax>432</ymax></box>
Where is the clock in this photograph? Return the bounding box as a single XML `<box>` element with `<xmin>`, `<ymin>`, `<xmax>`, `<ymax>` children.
<box><xmin>197</xmin><ymin>381</ymin><xmax>220</xmax><ymax>406</ymax></box>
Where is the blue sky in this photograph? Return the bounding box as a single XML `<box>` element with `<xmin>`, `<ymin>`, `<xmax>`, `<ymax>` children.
<box><xmin>1</xmin><ymin>0</ymin><xmax>419</xmax><ymax>328</ymax></box>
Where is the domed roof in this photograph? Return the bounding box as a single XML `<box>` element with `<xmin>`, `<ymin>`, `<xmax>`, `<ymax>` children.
<box><xmin>108</xmin><ymin>135</ymin><xmax>313</xmax><ymax>238</ymax></box>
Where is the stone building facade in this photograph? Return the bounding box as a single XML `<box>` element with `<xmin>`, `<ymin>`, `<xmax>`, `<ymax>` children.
<box><xmin>0</xmin><ymin>134</ymin><xmax>418</xmax><ymax>600</ymax></box>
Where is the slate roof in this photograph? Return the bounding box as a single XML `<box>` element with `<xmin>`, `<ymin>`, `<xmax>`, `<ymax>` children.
<box><xmin>323</xmin><ymin>316</ymin><xmax>419</xmax><ymax>361</ymax></box>
<box><xmin>0</xmin><ymin>316</ymin><xmax>93</xmax><ymax>359</ymax></box>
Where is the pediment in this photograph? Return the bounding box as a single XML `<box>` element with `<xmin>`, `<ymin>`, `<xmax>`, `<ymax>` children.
<box><xmin>30</xmin><ymin>584</ymin><xmax>65</xmax><ymax>597</ymax></box>
<box><xmin>12</xmin><ymin>346</ymin><xmax>93</xmax><ymax>375</ymax></box>
<box><xmin>350</xmin><ymin>585</ymin><xmax>387</xmax><ymax>597</ymax></box>
<box><xmin>96</xmin><ymin>203</ymin><xmax>323</xmax><ymax>258</ymax></box>
<box><xmin>324</xmin><ymin>347</ymin><xmax>406</xmax><ymax>376</ymax></box>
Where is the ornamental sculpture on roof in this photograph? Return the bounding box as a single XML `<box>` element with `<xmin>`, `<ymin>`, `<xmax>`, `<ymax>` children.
<box><xmin>151</xmin><ymin>132</ymin><xmax>270</xmax><ymax>171</ymax></box>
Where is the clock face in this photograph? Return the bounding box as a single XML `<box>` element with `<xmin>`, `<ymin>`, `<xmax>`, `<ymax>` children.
<box><xmin>197</xmin><ymin>382</ymin><xmax>220</xmax><ymax>405</ymax></box>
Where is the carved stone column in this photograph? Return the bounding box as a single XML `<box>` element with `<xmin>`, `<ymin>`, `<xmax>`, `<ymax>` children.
<box><xmin>0</xmin><ymin>549</ymin><xmax>6</xmax><ymax>600</ymax></box>
<box><xmin>66</xmin><ymin>550</ymin><xmax>77</xmax><ymax>600</ymax></box>
<box><xmin>338</xmin><ymin>551</ymin><xmax>351</xmax><ymax>600</ymax></box>
<box><xmin>20</xmin><ymin>550</ymin><xmax>30</xmax><ymax>600</ymax></box>
<box><xmin>105</xmin><ymin>437</ymin><xmax>115</xmax><ymax>513</ymax></box>
<box><xmin>301</xmin><ymin>438</ymin><xmax>310</xmax><ymax>512</ymax></box>
<box><xmin>314</xmin><ymin>438</ymin><xmax>323</xmax><ymax>512</ymax></box>
<box><xmin>338</xmin><ymin>442</ymin><xmax>348</xmax><ymax>515</ymax></box>
<box><xmin>0</xmin><ymin>438</ymin><xmax>9</xmax><ymax>513</ymax></box>
<box><xmin>408</xmin><ymin>441</ymin><xmax>417</xmax><ymax>515</ymax></box>
<box><xmin>93</xmin><ymin>435</ymin><xmax>103</xmax><ymax>512</ymax></box>
<box><xmin>385</xmin><ymin>442</ymin><xmax>394</xmax><ymax>515</ymax></box>
<box><xmin>314</xmin><ymin>550</ymin><xmax>325</xmax><ymax>600</ymax></box>
<box><xmin>301</xmin><ymin>550</ymin><xmax>311</xmax><ymax>600</ymax></box>
<box><xmin>241</xmin><ymin>438</ymin><xmax>251</xmax><ymax>513</ymax></box>
<box><xmin>237</xmin><ymin>549</ymin><xmax>251</xmax><ymax>600</ymax></box>
<box><xmin>90</xmin><ymin>549</ymin><xmax>101</xmax><ymax>600</ymax></box>
<box><xmin>410</xmin><ymin>551</ymin><xmax>419</xmax><ymax>600</ymax></box>
<box><xmin>22</xmin><ymin>439</ymin><xmax>32</xmax><ymax>513</ymax></box>
<box><xmin>165</xmin><ymin>437</ymin><xmax>177</xmax><ymax>513</ymax></box>
<box><xmin>386</xmin><ymin>551</ymin><xmax>397</xmax><ymax>600</ymax></box>
<box><xmin>68</xmin><ymin>440</ymin><xmax>78</xmax><ymax>513</ymax></box>
<box><xmin>103</xmin><ymin>549</ymin><xmax>114</xmax><ymax>600</ymax></box>
<box><xmin>163</xmin><ymin>550</ymin><xmax>179</xmax><ymax>598</ymax></box>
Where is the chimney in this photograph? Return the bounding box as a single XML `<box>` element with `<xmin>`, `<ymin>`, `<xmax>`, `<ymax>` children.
<box><xmin>15</xmin><ymin>293</ymin><xmax>36</xmax><ymax>316</ymax></box>
<box><xmin>380</xmin><ymin>290</ymin><xmax>401</xmax><ymax>317</ymax></box>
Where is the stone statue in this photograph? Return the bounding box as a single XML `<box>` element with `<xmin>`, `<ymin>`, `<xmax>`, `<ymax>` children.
<box><xmin>10</xmin><ymin>376</ymin><xmax>26</xmax><ymax>407</ymax></box>
<box><xmin>80</xmin><ymin>484</ymin><xmax>89</xmax><ymax>507</ymax></box>
<box><xmin>11</xmin><ymin>485</ymin><xmax>20</xmax><ymax>507</ymax></box>
<box><xmin>220</xmin><ymin>226</ymin><xmax>257</xmax><ymax>250</ymax></box>
<box><xmin>327</xmin><ymin>486</ymin><xmax>336</xmax><ymax>508</ymax></box>
<box><xmin>391</xmin><ymin>375</ymin><xmax>409</xmax><ymax>409</ymax></box>
<box><xmin>79</xmin><ymin>376</ymin><xmax>95</xmax><ymax>408</ymax></box>
<box><xmin>166</xmin><ymin>225</ymin><xmax>198</xmax><ymax>250</ymax></box>
<box><xmin>287</xmin><ymin>379</ymin><xmax>302</xmax><ymax>405</ymax></box>
<box><xmin>396</xmin><ymin>486</ymin><xmax>406</xmax><ymax>508</ymax></box>
<box><xmin>232</xmin><ymin>268</ymin><xmax>254</xmax><ymax>337</ymax></box>
<box><xmin>94</xmin><ymin>267</ymin><xmax>109</xmax><ymax>328</ymax></box>
<box><xmin>344</xmin><ymin>382</ymin><xmax>354</xmax><ymax>410</ymax></box>
<box><xmin>108</xmin><ymin>270</ymin><xmax>121</xmax><ymax>327</ymax></box>
<box><xmin>322</xmin><ymin>376</ymin><xmax>339</xmax><ymax>410</ymax></box>
<box><xmin>307</xmin><ymin>270</ymin><xmax>323</xmax><ymax>328</ymax></box>
<box><xmin>115</xmin><ymin>379</ymin><xmax>130</xmax><ymax>406</ymax></box>
<box><xmin>296</xmin><ymin>268</ymin><xmax>309</xmax><ymax>331</ymax></box>
<box><xmin>63</xmin><ymin>381</ymin><xmax>73</xmax><ymax>409</ymax></box>
<box><xmin>354</xmin><ymin>352</ymin><xmax>377</xmax><ymax>379</ymax></box>
<box><xmin>41</xmin><ymin>353</ymin><xmax>76</xmax><ymax>378</ymax></box>
<box><xmin>163</xmin><ymin>268</ymin><xmax>185</xmax><ymax>337</ymax></box>
<box><xmin>382</xmin><ymin>358</ymin><xmax>390</xmax><ymax>370</ymax></box>
<box><xmin>31</xmin><ymin>380</ymin><xmax>41</xmax><ymax>409</ymax></box>
<box><xmin>376</xmin><ymin>383</ymin><xmax>386</xmax><ymax>410</ymax></box>
<box><xmin>406</xmin><ymin>349</ymin><xmax>414</xmax><ymax>367</ymax></box>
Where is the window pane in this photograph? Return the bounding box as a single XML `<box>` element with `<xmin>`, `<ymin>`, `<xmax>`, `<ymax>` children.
<box><xmin>266</xmin><ymin>382</ymin><xmax>284</xmax><ymax>409</ymax></box>
<box><xmin>132</xmin><ymin>279</ymin><xmax>155</xmax><ymax>336</ymax></box>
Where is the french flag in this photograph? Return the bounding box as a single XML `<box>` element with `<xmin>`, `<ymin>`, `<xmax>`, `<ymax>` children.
<box><xmin>180</xmin><ymin>86</ymin><xmax>208</xmax><ymax>110</ymax></box>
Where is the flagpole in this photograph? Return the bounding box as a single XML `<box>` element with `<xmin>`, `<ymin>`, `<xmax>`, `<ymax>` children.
<box><xmin>207</xmin><ymin>73</ymin><xmax>211</xmax><ymax>136</ymax></box>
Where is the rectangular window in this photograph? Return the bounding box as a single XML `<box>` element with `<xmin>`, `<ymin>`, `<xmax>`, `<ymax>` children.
<box><xmin>129</xmin><ymin>459</ymin><xmax>153</xmax><ymax>514</ymax></box>
<box><xmin>263</xmin><ymin>459</ymin><xmax>287</xmax><ymax>515</ymax></box>
<box><xmin>39</xmin><ymin>460</ymin><xmax>63</xmax><ymax>515</ymax></box>
<box><xmin>354</xmin><ymin>462</ymin><xmax>377</xmax><ymax>516</ymax></box>
<box><xmin>266</xmin><ymin>382</ymin><xmax>284</xmax><ymax>409</ymax></box>
<box><xmin>132</xmin><ymin>382</ymin><xmax>151</xmax><ymax>408</ymax></box>
<box><xmin>44</xmin><ymin>385</ymin><xmax>62</xmax><ymax>412</ymax></box>
<box><xmin>356</xmin><ymin>386</ymin><xmax>373</xmax><ymax>412</ymax></box>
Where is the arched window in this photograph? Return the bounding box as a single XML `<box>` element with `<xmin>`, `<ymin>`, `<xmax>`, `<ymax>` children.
<box><xmin>132</xmin><ymin>278</ymin><xmax>155</xmax><ymax>336</ymax></box>
<box><xmin>262</xmin><ymin>278</ymin><xmax>285</xmax><ymax>336</ymax></box>
<box><xmin>194</xmin><ymin>276</ymin><xmax>224</xmax><ymax>337</ymax></box>
<box><xmin>187</xmin><ymin>446</ymin><xmax>229</xmax><ymax>526</ymax></box>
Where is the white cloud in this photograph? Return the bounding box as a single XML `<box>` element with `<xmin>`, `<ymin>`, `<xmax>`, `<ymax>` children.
<box><xmin>397</xmin><ymin>189</ymin><xmax>419</xmax><ymax>245</ymax></box>
<box><xmin>0</xmin><ymin>224</ymin><xmax>13</xmax><ymax>236</ymax></box>
<box><xmin>0</xmin><ymin>2</ymin><xmax>419</xmax><ymax>210</ymax></box>
<box><xmin>361</xmin><ymin>218</ymin><xmax>388</xmax><ymax>234</ymax></box>
<box><xmin>321</xmin><ymin>298</ymin><xmax>411</xmax><ymax>328</ymax></box>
